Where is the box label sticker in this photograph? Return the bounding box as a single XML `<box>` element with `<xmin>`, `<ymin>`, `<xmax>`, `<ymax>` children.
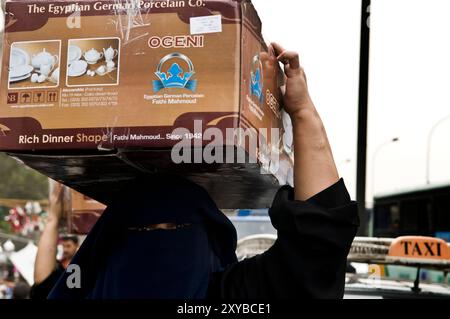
<box><xmin>190</xmin><ymin>15</ymin><xmax>222</xmax><ymax>35</ymax></box>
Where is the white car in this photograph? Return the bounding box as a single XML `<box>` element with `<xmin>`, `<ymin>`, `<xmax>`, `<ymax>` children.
<box><xmin>236</xmin><ymin>234</ymin><xmax>450</xmax><ymax>299</ymax></box>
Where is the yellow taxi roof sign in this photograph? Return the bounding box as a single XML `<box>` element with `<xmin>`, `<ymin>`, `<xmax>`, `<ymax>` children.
<box><xmin>388</xmin><ymin>236</ymin><xmax>450</xmax><ymax>261</ymax></box>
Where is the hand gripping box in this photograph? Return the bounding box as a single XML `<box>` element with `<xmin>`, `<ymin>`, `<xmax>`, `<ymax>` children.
<box><xmin>0</xmin><ymin>0</ymin><xmax>294</xmax><ymax>209</ymax></box>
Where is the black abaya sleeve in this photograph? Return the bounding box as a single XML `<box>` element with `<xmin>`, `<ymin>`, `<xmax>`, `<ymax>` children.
<box><xmin>218</xmin><ymin>179</ymin><xmax>359</xmax><ymax>299</ymax></box>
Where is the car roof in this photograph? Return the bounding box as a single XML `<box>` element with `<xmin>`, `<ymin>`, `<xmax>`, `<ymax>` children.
<box><xmin>345</xmin><ymin>274</ymin><xmax>450</xmax><ymax>298</ymax></box>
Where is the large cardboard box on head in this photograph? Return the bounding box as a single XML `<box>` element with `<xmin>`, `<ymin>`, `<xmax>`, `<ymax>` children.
<box><xmin>50</xmin><ymin>179</ymin><xmax>106</xmax><ymax>234</ymax></box>
<box><xmin>0</xmin><ymin>0</ymin><xmax>294</xmax><ymax>209</ymax></box>
<box><xmin>68</xmin><ymin>189</ymin><xmax>106</xmax><ymax>234</ymax></box>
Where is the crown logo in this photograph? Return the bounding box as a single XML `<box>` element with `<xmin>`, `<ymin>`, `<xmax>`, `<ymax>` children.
<box><xmin>251</xmin><ymin>68</ymin><xmax>263</xmax><ymax>101</ymax></box>
<box><xmin>153</xmin><ymin>53</ymin><xmax>197</xmax><ymax>92</ymax></box>
<box><xmin>250</xmin><ymin>54</ymin><xmax>264</xmax><ymax>103</ymax></box>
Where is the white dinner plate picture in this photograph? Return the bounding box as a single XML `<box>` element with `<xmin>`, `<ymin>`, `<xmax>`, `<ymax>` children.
<box><xmin>9</xmin><ymin>73</ymin><xmax>32</xmax><ymax>83</ymax></box>
<box><xmin>68</xmin><ymin>45</ymin><xmax>82</xmax><ymax>65</ymax></box>
<box><xmin>68</xmin><ymin>68</ymin><xmax>87</xmax><ymax>77</ymax></box>
<box><xmin>9</xmin><ymin>64</ymin><xmax>34</xmax><ymax>78</ymax></box>
<box><xmin>68</xmin><ymin>60</ymin><xmax>88</xmax><ymax>77</ymax></box>
<box><xmin>10</xmin><ymin>47</ymin><xmax>30</xmax><ymax>69</ymax></box>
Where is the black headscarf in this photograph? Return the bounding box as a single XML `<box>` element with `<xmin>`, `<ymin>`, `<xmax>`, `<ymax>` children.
<box><xmin>48</xmin><ymin>174</ymin><xmax>238</xmax><ymax>299</ymax></box>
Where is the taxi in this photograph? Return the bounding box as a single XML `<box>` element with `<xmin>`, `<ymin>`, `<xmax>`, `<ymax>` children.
<box><xmin>236</xmin><ymin>235</ymin><xmax>450</xmax><ymax>299</ymax></box>
<box><xmin>346</xmin><ymin>236</ymin><xmax>450</xmax><ymax>298</ymax></box>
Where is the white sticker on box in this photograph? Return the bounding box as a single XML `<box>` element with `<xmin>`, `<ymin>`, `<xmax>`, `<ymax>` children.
<box><xmin>190</xmin><ymin>15</ymin><xmax>222</xmax><ymax>35</ymax></box>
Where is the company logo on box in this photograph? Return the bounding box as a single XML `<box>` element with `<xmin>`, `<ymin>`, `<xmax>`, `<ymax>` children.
<box><xmin>153</xmin><ymin>53</ymin><xmax>197</xmax><ymax>93</ymax></box>
<box><xmin>250</xmin><ymin>54</ymin><xmax>264</xmax><ymax>103</ymax></box>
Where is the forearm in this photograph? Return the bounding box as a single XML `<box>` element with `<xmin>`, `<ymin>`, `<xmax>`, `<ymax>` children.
<box><xmin>291</xmin><ymin>102</ymin><xmax>339</xmax><ymax>201</ymax></box>
<box><xmin>34</xmin><ymin>217</ymin><xmax>59</xmax><ymax>284</ymax></box>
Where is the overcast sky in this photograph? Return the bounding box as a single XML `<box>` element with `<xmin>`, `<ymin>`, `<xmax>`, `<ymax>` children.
<box><xmin>255</xmin><ymin>0</ymin><xmax>450</xmax><ymax>203</ymax></box>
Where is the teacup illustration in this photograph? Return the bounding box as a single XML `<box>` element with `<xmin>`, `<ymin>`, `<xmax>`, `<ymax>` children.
<box><xmin>50</xmin><ymin>67</ymin><xmax>60</xmax><ymax>83</ymax></box>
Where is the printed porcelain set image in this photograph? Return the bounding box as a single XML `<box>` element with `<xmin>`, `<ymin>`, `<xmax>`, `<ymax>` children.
<box><xmin>8</xmin><ymin>39</ymin><xmax>120</xmax><ymax>88</ymax></box>
<box><xmin>67</xmin><ymin>45</ymin><xmax>118</xmax><ymax>78</ymax></box>
<box><xmin>9</xmin><ymin>47</ymin><xmax>59</xmax><ymax>85</ymax></box>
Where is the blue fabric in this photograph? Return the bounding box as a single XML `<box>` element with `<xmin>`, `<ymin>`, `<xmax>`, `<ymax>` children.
<box><xmin>48</xmin><ymin>174</ymin><xmax>237</xmax><ymax>299</ymax></box>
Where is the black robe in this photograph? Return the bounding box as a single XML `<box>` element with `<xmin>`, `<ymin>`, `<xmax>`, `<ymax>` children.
<box><xmin>208</xmin><ymin>179</ymin><xmax>359</xmax><ymax>299</ymax></box>
<box><xmin>32</xmin><ymin>178</ymin><xmax>358</xmax><ymax>299</ymax></box>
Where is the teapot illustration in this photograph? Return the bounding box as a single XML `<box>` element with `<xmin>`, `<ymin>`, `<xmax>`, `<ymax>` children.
<box><xmin>103</xmin><ymin>46</ymin><xmax>119</xmax><ymax>62</ymax></box>
<box><xmin>84</xmin><ymin>48</ymin><xmax>103</xmax><ymax>64</ymax></box>
<box><xmin>31</xmin><ymin>48</ymin><xmax>58</xmax><ymax>69</ymax></box>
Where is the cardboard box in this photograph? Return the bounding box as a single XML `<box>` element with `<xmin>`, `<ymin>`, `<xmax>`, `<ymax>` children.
<box><xmin>68</xmin><ymin>188</ymin><xmax>106</xmax><ymax>234</ymax></box>
<box><xmin>49</xmin><ymin>179</ymin><xmax>105</xmax><ymax>234</ymax></box>
<box><xmin>0</xmin><ymin>0</ymin><xmax>294</xmax><ymax>208</ymax></box>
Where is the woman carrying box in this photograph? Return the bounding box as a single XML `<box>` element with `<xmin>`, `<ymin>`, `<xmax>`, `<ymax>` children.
<box><xmin>46</xmin><ymin>43</ymin><xmax>359</xmax><ymax>299</ymax></box>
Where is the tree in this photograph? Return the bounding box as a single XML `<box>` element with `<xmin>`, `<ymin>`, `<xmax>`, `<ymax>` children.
<box><xmin>0</xmin><ymin>153</ymin><xmax>49</xmax><ymax>200</ymax></box>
